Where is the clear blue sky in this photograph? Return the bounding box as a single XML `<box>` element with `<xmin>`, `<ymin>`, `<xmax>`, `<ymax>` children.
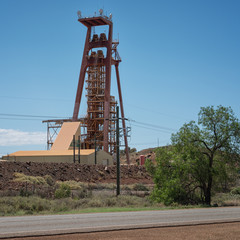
<box><xmin>0</xmin><ymin>0</ymin><xmax>240</xmax><ymax>156</ymax></box>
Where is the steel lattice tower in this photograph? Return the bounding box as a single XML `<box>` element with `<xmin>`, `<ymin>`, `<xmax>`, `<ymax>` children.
<box><xmin>72</xmin><ymin>10</ymin><xmax>129</xmax><ymax>163</ymax></box>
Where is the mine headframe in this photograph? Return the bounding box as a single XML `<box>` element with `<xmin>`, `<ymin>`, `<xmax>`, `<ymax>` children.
<box><xmin>72</xmin><ymin>10</ymin><xmax>130</xmax><ymax>164</ymax></box>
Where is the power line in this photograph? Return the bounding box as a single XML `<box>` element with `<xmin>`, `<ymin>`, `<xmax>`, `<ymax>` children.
<box><xmin>0</xmin><ymin>113</ymin><xmax>68</xmax><ymax>119</ymax></box>
<box><xmin>126</xmin><ymin>103</ymin><xmax>190</xmax><ymax>121</ymax></box>
<box><xmin>1</xmin><ymin>95</ymin><xmax>189</xmax><ymax>121</ymax></box>
<box><xmin>0</xmin><ymin>95</ymin><xmax>71</xmax><ymax>102</ymax></box>
<box><xmin>0</xmin><ymin>113</ymin><xmax>177</xmax><ymax>135</ymax></box>
<box><xmin>130</xmin><ymin>119</ymin><xmax>177</xmax><ymax>132</ymax></box>
<box><xmin>129</xmin><ymin>142</ymin><xmax>159</xmax><ymax>146</ymax></box>
<box><xmin>131</xmin><ymin>123</ymin><xmax>174</xmax><ymax>134</ymax></box>
<box><xmin>0</xmin><ymin>117</ymin><xmax>42</xmax><ymax>121</ymax></box>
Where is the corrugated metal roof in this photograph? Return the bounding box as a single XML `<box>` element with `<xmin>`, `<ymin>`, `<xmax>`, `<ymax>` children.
<box><xmin>8</xmin><ymin>149</ymin><xmax>95</xmax><ymax>157</ymax></box>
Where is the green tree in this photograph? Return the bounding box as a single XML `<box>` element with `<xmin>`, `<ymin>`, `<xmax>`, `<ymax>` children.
<box><xmin>145</xmin><ymin>158</ymin><xmax>156</xmax><ymax>177</ymax></box>
<box><xmin>151</xmin><ymin>106</ymin><xmax>240</xmax><ymax>205</ymax></box>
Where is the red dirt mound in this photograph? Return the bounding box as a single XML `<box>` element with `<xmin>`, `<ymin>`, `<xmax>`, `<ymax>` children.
<box><xmin>0</xmin><ymin>162</ymin><xmax>152</xmax><ymax>191</ymax></box>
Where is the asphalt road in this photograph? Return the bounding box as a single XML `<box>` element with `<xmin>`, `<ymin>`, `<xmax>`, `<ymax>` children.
<box><xmin>0</xmin><ymin>207</ymin><xmax>240</xmax><ymax>239</ymax></box>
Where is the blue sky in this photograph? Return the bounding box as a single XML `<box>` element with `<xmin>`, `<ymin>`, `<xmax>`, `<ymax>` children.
<box><xmin>0</xmin><ymin>0</ymin><xmax>240</xmax><ymax>156</ymax></box>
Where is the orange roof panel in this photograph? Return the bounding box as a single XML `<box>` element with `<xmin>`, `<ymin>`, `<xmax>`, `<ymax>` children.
<box><xmin>51</xmin><ymin>122</ymin><xmax>81</xmax><ymax>151</ymax></box>
<box><xmin>8</xmin><ymin>149</ymin><xmax>95</xmax><ymax>157</ymax></box>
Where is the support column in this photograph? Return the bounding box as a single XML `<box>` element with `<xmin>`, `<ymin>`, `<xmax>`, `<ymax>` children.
<box><xmin>115</xmin><ymin>63</ymin><xmax>130</xmax><ymax>164</ymax></box>
<box><xmin>73</xmin><ymin>28</ymin><xmax>91</xmax><ymax>121</ymax></box>
<box><xmin>103</xmin><ymin>23</ymin><xmax>113</xmax><ymax>152</ymax></box>
<box><xmin>116</xmin><ymin>106</ymin><xmax>120</xmax><ymax>195</ymax></box>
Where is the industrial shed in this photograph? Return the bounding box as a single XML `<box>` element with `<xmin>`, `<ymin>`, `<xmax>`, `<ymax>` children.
<box><xmin>3</xmin><ymin>149</ymin><xmax>113</xmax><ymax>165</ymax></box>
<box><xmin>2</xmin><ymin>122</ymin><xmax>113</xmax><ymax>165</ymax></box>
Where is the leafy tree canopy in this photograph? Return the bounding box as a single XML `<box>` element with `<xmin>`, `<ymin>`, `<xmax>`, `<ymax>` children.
<box><xmin>150</xmin><ymin>106</ymin><xmax>240</xmax><ymax>205</ymax></box>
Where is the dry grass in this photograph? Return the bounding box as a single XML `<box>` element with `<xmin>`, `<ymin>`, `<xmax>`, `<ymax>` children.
<box><xmin>13</xmin><ymin>173</ymin><xmax>47</xmax><ymax>185</ymax></box>
<box><xmin>0</xmin><ymin>194</ymin><xmax>155</xmax><ymax>216</ymax></box>
<box><xmin>212</xmin><ymin>193</ymin><xmax>240</xmax><ymax>206</ymax></box>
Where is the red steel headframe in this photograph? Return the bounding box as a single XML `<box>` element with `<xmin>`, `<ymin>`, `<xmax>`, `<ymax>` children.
<box><xmin>72</xmin><ymin>15</ymin><xmax>130</xmax><ymax>164</ymax></box>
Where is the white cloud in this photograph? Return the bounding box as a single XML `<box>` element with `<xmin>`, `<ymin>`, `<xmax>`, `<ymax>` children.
<box><xmin>0</xmin><ymin>129</ymin><xmax>46</xmax><ymax>146</ymax></box>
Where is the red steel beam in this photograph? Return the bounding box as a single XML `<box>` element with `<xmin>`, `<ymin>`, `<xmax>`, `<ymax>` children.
<box><xmin>72</xmin><ymin>28</ymin><xmax>91</xmax><ymax>121</ymax></box>
<box><xmin>115</xmin><ymin>63</ymin><xmax>130</xmax><ymax>164</ymax></box>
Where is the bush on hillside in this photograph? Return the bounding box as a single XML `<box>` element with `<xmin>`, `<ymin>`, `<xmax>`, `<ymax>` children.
<box><xmin>54</xmin><ymin>183</ymin><xmax>71</xmax><ymax>199</ymax></box>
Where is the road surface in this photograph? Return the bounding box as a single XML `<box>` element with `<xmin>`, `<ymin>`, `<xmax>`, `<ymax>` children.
<box><xmin>0</xmin><ymin>207</ymin><xmax>240</xmax><ymax>238</ymax></box>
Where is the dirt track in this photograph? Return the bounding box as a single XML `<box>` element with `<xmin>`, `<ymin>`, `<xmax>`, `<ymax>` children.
<box><xmin>6</xmin><ymin>222</ymin><xmax>240</xmax><ymax>240</ymax></box>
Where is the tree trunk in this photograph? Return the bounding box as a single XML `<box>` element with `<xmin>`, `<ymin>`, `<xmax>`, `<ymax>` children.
<box><xmin>205</xmin><ymin>156</ymin><xmax>213</xmax><ymax>205</ymax></box>
<box><xmin>205</xmin><ymin>182</ymin><xmax>212</xmax><ymax>205</ymax></box>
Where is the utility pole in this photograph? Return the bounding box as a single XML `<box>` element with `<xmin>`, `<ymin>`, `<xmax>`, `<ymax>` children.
<box><xmin>73</xmin><ymin>135</ymin><xmax>75</xmax><ymax>163</ymax></box>
<box><xmin>94</xmin><ymin>134</ymin><xmax>97</xmax><ymax>165</ymax></box>
<box><xmin>78</xmin><ymin>135</ymin><xmax>80</xmax><ymax>163</ymax></box>
<box><xmin>116</xmin><ymin>106</ymin><xmax>120</xmax><ymax>196</ymax></box>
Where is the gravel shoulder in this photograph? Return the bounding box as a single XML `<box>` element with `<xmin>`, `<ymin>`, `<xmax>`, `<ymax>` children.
<box><xmin>7</xmin><ymin>222</ymin><xmax>240</xmax><ymax>240</ymax></box>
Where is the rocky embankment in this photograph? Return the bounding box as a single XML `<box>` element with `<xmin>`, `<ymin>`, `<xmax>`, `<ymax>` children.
<box><xmin>0</xmin><ymin>161</ymin><xmax>152</xmax><ymax>191</ymax></box>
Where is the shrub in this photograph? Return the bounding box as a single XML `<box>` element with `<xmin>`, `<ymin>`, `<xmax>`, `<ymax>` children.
<box><xmin>76</xmin><ymin>188</ymin><xmax>91</xmax><ymax>199</ymax></box>
<box><xmin>54</xmin><ymin>183</ymin><xmax>71</xmax><ymax>199</ymax></box>
<box><xmin>122</xmin><ymin>185</ymin><xmax>131</xmax><ymax>191</ymax></box>
<box><xmin>104</xmin><ymin>197</ymin><xmax>117</xmax><ymax>207</ymax></box>
<box><xmin>14</xmin><ymin>173</ymin><xmax>47</xmax><ymax>185</ymax></box>
<box><xmin>116</xmin><ymin>195</ymin><xmax>141</xmax><ymax>207</ymax></box>
<box><xmin>88</xmin><ymin>198</ymin><xmax>103</xmax><ymax>207</ymax></box>
<box><xmin>36</xmin><ymin>187</ymin><xmax>54</xmax><ymax>199</ymax></box>
<box><xmin>0</xmin><ymin>196</ymin><xmax>54</xmax><ymax>215</ymax></box>
<box><xmin>133</xmin><ymin>183</ymin><xmax>149</xmax><ymax>192</ymax></box>
<box><xmin>145</xmin><ymin>158</ymin><xmax>155</xmax><ymax>176</ymax></box>
<box><xmin>230</xmin><ymin>187</ymin><xmax>240</xmax><ymax>195</ymax></box>
<box><xmin>51</xmin><ymin>199</ymin><xmax>69</xmax><ymax>212</ymax></box>
<box><xmin>212</xmin><ymin>192</ymin><xmax>240</xmax><ymax>207</ymax></box>
<box><xmin>20</xmin><ymin>188</ymin><xmax>32</xmax><ymax>197</ymax></box>
<box><xmin>70</xmin><ymin>198</ymin><xmax>89</xmax><ymax>209</ymax></box>
<box><xmin>0</xmin><ymin>190</ymin><xmax>19</xmax><ymax>197</ymax></box>
<box><xmin>130</xmin><ymin>148</ymin><xmax>137</xmax><ymax>153</ymax></box>
<box><xmin>44</xmin><ymin>175</ymin><xmax>55</xmax><ymax>186</ymax></box>
<box><xmin>60</xmin><ymin>181</ymin><xmax>85</xmax><ymax>190</ymax></box>
<box><xmin>88</xmin><ymin>183</ymin><xmax>98</xmax><ymax>190</ymax></box>
<box><xmin>96</xmin><ymin>183</ymin><xmax>116</xmax><ymax>190</ymax></box>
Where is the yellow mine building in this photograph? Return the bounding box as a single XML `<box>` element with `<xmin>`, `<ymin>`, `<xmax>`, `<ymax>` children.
<box><xmin>3</xmin><ymin>122</ymin><xmax>113</xmax><ymax>165</ymax></box>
